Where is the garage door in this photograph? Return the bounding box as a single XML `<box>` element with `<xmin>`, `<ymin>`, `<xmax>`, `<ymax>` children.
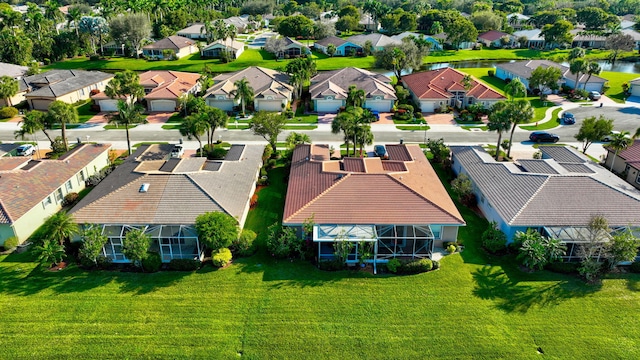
<box><xmin>420</xmin><ymin>101</ymin><xmax>435</xmax><ymax>113</ymax></box>
<box><xmin>633</xmin><ymin>85</ymin><xmax>640</xmax><ymax>97</ymax></box>
<box><xmin>150</xmin><ymin>100</ymin><xmax>176</xmax><ymax>112</ymax></box>
<box><xmin>30</xmin><ymin>99</ymin><xmax>53</xmax><ymax>111</ymax></box>
<box><xmin>316</xmin><ymin>100</ymin><xmax>343</xmax><ymax>113</ymax></box>
<box><xmin>207</xmin><ymin>99</ymin><xmax>234</xmax><ymax>111</ymax></box>
<box><xmin>99</xmin><ymin>100</ymin><xmax>119</xmax><ymax>112</ymax></box>
<box><xmin>583</xmin><ymin>82</ymin><xmax>603</xmax><ymax>93</ymax></box>
<box><xmin>257</xmin><ymin>100</ymin><xmax>283</xmax><ymax>112</ymax></box>
<box><xmin>364</xmin><ymin>100</ymin><xmax>391</xmax><ymax>112</ymax></box>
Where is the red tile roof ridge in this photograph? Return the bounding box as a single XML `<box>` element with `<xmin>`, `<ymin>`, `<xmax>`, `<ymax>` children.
<box><xmin>283</xmin><ymin>172</ymin><xmax>351</xmax><ymax>223</ymax></box>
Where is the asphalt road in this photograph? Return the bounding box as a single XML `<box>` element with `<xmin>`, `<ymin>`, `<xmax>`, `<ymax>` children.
<box><xmin>565</xmin><ymin>106</ymin><xmax>640</xmax><ymax>133</ymax></box>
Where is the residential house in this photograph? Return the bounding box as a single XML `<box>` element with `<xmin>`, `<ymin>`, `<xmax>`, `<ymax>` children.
<box><xmin>0</xmin><ymin>62</ymin><xmax>28</xmax><ymax>107</ymax></box>
<box><xmin>432</xmin><ymin>32</ymin><xmax>475</xmax><ymax>50</ymax></box>
<box><xmin>621</xmin><ymin>14</ymin><xmax>636</xmax><ymax>30</ymax></box>
<box><xmin>572</xmin><ymin>30</ymin><xmax>607</xmax><ymax>49</ymax></box>
<box><xmin>0</xmin><ymin>143</ymin><xmax>111</xmax><ymax>246</ymax></box>
<box><xmin>102</xmin><ymin>41</ymin><xmax>141</xmax><ymax>57</ymax></box>
<box><xmin>177</xmin><ymin>23</ymin><xmax>207</xmax><ymax>40</ymax></box>
<box><xmin>283</xmin><ymin>143</ymin><xmax>465</xmax><ymax>270</ymax></box>
<box><xmin>309</xmin><ymin>67</ymin><xmax>396</xmax><ymax>113</ymax></box>
<box><xmin>450</xmin><ymin>145</ymin><xmax>640</xmax><ymax>260</ymax></box>
<box><xmin>347</xmin><ymin>33</ymin><xmax>402</xmax><ymax>52</ymax></box>
<box><xmin>203</xmin><ymin>66</ymin><xmax>292</xmax><ymax>112</ymax></box>
<box><xmin>265</xmin><ymin>37</ymin><xmax>310</xmax><ymax>58</ymax></box>
<box><xmin>621</xmin><ymin>29</ymin><xmax>640</xmax><ymax>50</ymax></box>
<box><xmin>18</xmin><ymin>70</ymin><xmax>113</xmax><ymax>111</ymax></box>
<box><xmin>360</xmin><ymin>13</ymin><xmax>380</xmax><ymax>32</ymax></box>
<box><xmin>603</xmin><ymin>140</ymin><xmax>640</xmax><ymax>189</ymax></box>
<box><xmin>93</xmin><ymin>71</ymin><xmax>201</xmax><ymax>112</ymax></box>
<box><xmin>314</xmin><ymin>36</ymin><xmax>363</xmax><ymax>56</ymax></box>
<box><xmin>142</xmin><ymin>35</ymin><xmax>198</xmax><ymax>60</ymax></box>
<box><xmin>390</xmin><ymin>32</ymin><xmax>442</xmax><ymax>50</ymax></box>
<box><xmin>513</xmin><ymin>29</ymin><xmax>545</xmax><ymax>49</ymax></box>
<box><xmin>69</xmin><ymin>143</ymin><xmax>263</xmax><ymax>263</ymax></box>
<box><xmin>629</xmin><ymin>77</ymin><xmax>640</xmax><ymax>96</ymax></box>
<box><xmin>401</xmin><ymin>67</ymin><xmax>505</xmax><ymax>113</ymax></box>
<box><xmin>201</xmin><ymin>39</ymin><xmax>245</xmax><ymax>59</ymax></box>
<box><xmin>507</xmin><ymin>13</ymin><xmax>530</xmax><ymax>31</ymax></box>
<box><xmin>495</xmin><ymin>60</ymin><xmax>606</xmax><ymax>93</ymax></box>
<box><xmin>477</xmin><ymin>30</ymin><xmax>514</xmax><ymax>48</ymax></box>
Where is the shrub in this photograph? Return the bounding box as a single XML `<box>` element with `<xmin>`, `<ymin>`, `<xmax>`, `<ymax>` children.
<box><xmin>262</xmin><ymin>146</ymin><xmax>273</xmax><ymax>163</ymax></box>
<box><xmin>446</xmin><ymin>244</ymin><xmax>457</xmax><ymax>254</ymax></box>
<box><xmin>204</xmin><ymin>144</ymin><xmax>227</xmax><ymax>160</ymax></box>
<box><xmin>482</xmin><ymin>221</ymin><xmax>507</xmax><ymax>254</ymax></box>
<box><xmin>488</xmin><ymin>69</ymin><xmax>495</xmax><ymax>77</ymax></box>
<box><xmin>431</xmin><ymin>259</ymin><xmax>440</xmax><ymax>270</ymax></box>
<box><xmin>399</xmin><ymin>259</ymin><xmax>433</xmax><ymax>274</ymax></box>
<box><xmin>212</xmin><ymin>248</ymin><xmax>233</xmax><ymax>267</ymax></box>
<box><xmin>266</xmin><ymin>223</ymin><xmax>299</xmax><ymax>259</ymax></box>
<box><xmin>89</xmin><ymin>54</ymin><xmax>100</xmax><ymax>61</ymax></box>
<box><xmin>168</xmin><ymin>258</ymin><xmax>201</xmax><ymax>271</ymax></box>
<box><xmin>232</xmin><ymin>229</ymin><xmax>257</xmax><ymax>257</ymax></box>
<box><xmin>387</xmin><ymin>258</ymin><xmax>402</xmax><ymax>273</ymax></box>
<box><xmin>267</xmin><ymin>158</ymin><xmax>277</xmax><ymax>168</ymax></box>
<box><xmin>318</xmin><ymin>259</ymin><xmax>345</xmax><ymax>271</ymax></box>
<box><xmin>63</xmin><ymin>192</ymin><xmax>79</xmax><ymax>206</ymax></box>
<box><xmin>0</xmin><ymin>106</ymin><xmax>18</xmax><ymax>119</ymax></box>
<box><xmin>544</xmin><ymin>261</ymin><xmax>579</xmax><ymax>274</ymax></box>
<box><xmin>142</xmin><ymin>252</ymin><xmax>162</xmax><ymax>272</ymax></box>
<box><xmin>629</xmin><ymin>261</ymin><xmax>640</xmax><ymax>273</ymax></box>
<box><xmin>2</xmin><ymin>236</ymin><xmax>19</xmax><ymax>251</ymax></box>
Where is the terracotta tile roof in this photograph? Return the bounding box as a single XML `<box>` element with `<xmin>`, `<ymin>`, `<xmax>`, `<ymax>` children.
<box><xmin>402</xmin><ymin>67</ymin><xmax>505</xmax><ymax>101</ymax></box>
<box><xmin>0</xmin><ymin>144</ymin><xmax>111</xmax><ymax>224</ymax></box>
<box><xmin>139</xmin><ymin>71</ymin><xmax>200</xmax><ymax>100</ymax></box>
<box><xmin>283</xmin><ymin>144</ymin><xmax>464</xmax><ymax>226</ymax></box>
<box><xmin>310</xmin><ymin>67</ymin><xmax>396</xmax><ymax>100</ymax></box>
<box><xmin>70</xmin><ymin>144</ymin><xmax>264</xmax><ymax>226</ymax></box>
<box><xmin>478</xmin><ymin>30</ymin><xmax>510</xmax><ymax>42</ymax></box>
<box><xmin>143</xmin><ymin>35</ymin><xmax>195</xmax><ymax>50</ymax></box>
<box><xmin>0</xmin><ymin>158</ymin><xmax>30</xmax><ymax>171</ymax></box>
<box><xmin>616</xmin><ymin>140</ymin><xmax>640</xmax><ymax>162</ymax></box>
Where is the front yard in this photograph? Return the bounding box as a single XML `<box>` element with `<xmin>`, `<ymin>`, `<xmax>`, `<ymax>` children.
<box><xmin>1</xmin><ymin>159</ymin><xmax>640</xmax><ymax>359</ymax></box>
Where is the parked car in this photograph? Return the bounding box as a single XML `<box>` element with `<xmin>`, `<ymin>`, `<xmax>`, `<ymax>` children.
<box><xmin>15</xmin><ymin>144</ymin><xmax>35</xmax><ymax>156</ymax></box>
<box><xmin>601</xmin><ymin>131</ymin><xmax>631</xmax><ymax>142</ymax></box>
<box><xmin>561</xmin><ymin>112</ymin><xmax>575</xmax><ymax>124</ymax></box>
<box><xmin>170</xmin><ymin>145</ymin><xmax>184</xmax><ymax>158</ymax></box>
<box><xmin>529</xmin><ymin>131</ymin><xmax>559</xmax><ymax>143</ymax></box>
<box><xmin>374</xmin><ymin>145</ymin><xmax>388</xmax><ymax>159</ymax></box>
<box><xmin>588</xmin><ymin>91</ymin><xmax>601</xmax><ymax>100</ymax></box>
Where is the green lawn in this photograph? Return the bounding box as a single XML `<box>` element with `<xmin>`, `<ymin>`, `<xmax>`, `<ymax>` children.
<box><xmin>396</xmin><ymin>125</ymin><xmax>431</xmax><ymax>131</ymax></box>
<box><xmin>521</xmin><ymin>108</ymin><xmax>563</xmax><ymax>131</ymax></box>
<box><xmin>1</xmin><ymin>160</ymin><xmax>639</xmax><ymax>358</ymax></box>
<box><xmin>425</xmin><ymin>48</ymin><xmax>627</xmax><ymax>64</ymax></box>
<box><xmin>76</xmin><ymin>101</ymin><xmax>97</xmax><ymax>123</ymax></box>
<box><xmin>600</xmin><ymin>71</ymin><xmax>639</xmax><ymax>103</ymax></box>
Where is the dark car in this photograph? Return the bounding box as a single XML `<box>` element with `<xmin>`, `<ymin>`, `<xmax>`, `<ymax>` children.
<box><xmin>374</xmin><ymin>145</ymin><xmax>388</xmax><ymax>159</ymax></box>
<box><xmin>561</xmin><ymin>112</ymin><xmax>575</xmax><ymax>125</ymax></box>
<box><xmin>529</xmin><ymin>131</ymin><xmax>560</xmax><ymax>143</ymax></box>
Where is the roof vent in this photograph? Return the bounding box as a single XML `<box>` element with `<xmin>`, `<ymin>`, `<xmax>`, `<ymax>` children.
<box><xmin>139</xmin><ymin>183</ymin><xmax>150</xmax><ymax>193</ymax></box>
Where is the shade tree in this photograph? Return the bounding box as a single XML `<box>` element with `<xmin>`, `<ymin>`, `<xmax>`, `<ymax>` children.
<box><xmin>574</xmin><ymin>115</ymin><xmax>614</xmax><ymax>153</ymax></box>
<box><xmin>122</xmin><ymin>228</ymin><xmax>151</xmax><ymax>269</ymax></box>
<box><xmin>528</xmin><ymin>66</ymin><xmax>562</xmax><ymax>100</ymax></box>
<box><xmin>249</xmin><ymin>111</ymin><xmax>288</xmax><ymax>155</ymax></box>
<box><xmin>195</xmin><ymin>211</ymin><xmax>239</xmax><ymax>251</ymax></box>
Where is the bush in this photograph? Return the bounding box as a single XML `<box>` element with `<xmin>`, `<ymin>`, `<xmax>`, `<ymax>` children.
<box><xmin>63</xmin><ymin>192</ymin><xmax>79</xmax><ymax>206</ymax></box>
<box><xmin>203</xmin><ymin>144</ymin><xmax>227</xmax><ymax>160</ymax></box>
<box><xmin>2</xmin><ymin>236</ymin><xmax>19</xmax><ymax>251</ymax></box>
<box><xmin>318</xmin><ymin>259</ymin><xmax>345</xmax><ymax>271</ymax></box>
<box><xmin>141</xmin><ymin>252</ymin><xmax>162</xmax><ymax>272</ymax></box>
<box><xmin>387</xmin><ymin>258</ymin><xmax>402</xmax><ymax>273</ymax></box>
<box><xmin>262</xmin><ymin>146</ymin><xmax>273</xmax><ymax>163</ymax></box>
<box><xmin>212</xmin><ymin>248</ymin><xmax>233</xmax><ymax>267</ymax></box>
<box><xmin>0</xmin><ymin>106</ymin><xmax>18</xmax><ymax>119</ymax></box>
<box><xmin>488</xmin><ymin>69</ymin><xmax>495</xmax><ymax>77</ymax></box>
<box><xmin>96</xmin><ymin>255</ymin><xmax>113</xmax><ymax>269</ymax></box>
<box><xmin>399</xmin><ymin>259</ymin><xmax>433</xmax><ymax>274</ymax></box>
<box><xmin>89</xmin><ymin>54</ymin><xmax>100</xmax><ymax>61</ymax></box>
<box><xmin>630</xmin><ymin>261</ymin><xmax>640</xmax><ymax>273</ymax></box>
<box><xmin>545</xmin><ymin>261</ymin><xmax>579</xmax><ymax>274</ymax></box>
<box><xmin>482</xmin><ymin>221</ymin><xmax>507</xmax><ymax>254</ymax></box>
<box><xmin>232</xmin><ymin>229</ymin><xmax>257</xmax><ymax>257</ymax></box>
<box><xmin>266</xmin><ymin>223</ymin><xmax>300</xmax><ymax>259</ymax></box>
<box><xmin>431</xmin><ymin>259</ymin><xmax>440</xmax><ymax>270</ymax></box>
<box><xmin>446</xmin><ymin>244</ymin><xmax>457</xmax><ymax>254</ymax></box>
<box><xmin>168</xmin><ymin>258</ymin><xmax>201</xmax><ymax>271</ymax></box>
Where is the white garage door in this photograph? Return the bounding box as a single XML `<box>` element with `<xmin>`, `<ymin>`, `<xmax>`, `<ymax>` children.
<box><xmin>632</xmin><ymin>85</ymin><xmax>640</xmax><ymax>97</ymax></box>
<box><xmin>420</xmin><ymin>101</ymin><xmax>435</xmax><ymax>113</ymax></box>
<box><xmin>208</xmin><ymin>99</ymin><xmax>234</xmax><ymax>112</ymax></box>
<box><xmin>30</xmin><ymin>99</ymin><xmax>53</xmax><ymax>111</ymax></box>
<box><xmin>316</xmin><ymin>100</ymin><xmax>343</xmax><ymax>113</ymax></box>
<box><xmin>364</xmin><ymin>100</ymin><xmax>391</xmax><ymax>112</ymax></box>
<box><xmin>583</xmin><ymin>82</ymin><xmax>603</xmax><ymax>93</ymax></box>
<box><xmin>99</xmin><ymin>100</ymin><xmax>119</xmax><ymax>112</ymax></box>
<box><xmin>258</xmin><ymin>100</ymin><xmax>283</xmax><ymax>112</ymax></box>
<box><xmin>150</xmin><ymin>100</ymin><xmax>176</xmax><ymax>112</ymax></box>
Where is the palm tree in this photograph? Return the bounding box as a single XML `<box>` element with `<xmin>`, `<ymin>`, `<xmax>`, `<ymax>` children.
<box><xmin>202</xmin><ymin>107</ymin><xmax>228</xmax><ymax>146</ymax></box>
<box><xmin>355</xmin><ymin>124</ymin><xmax>374</xmax><ymax>157</ymax></box>
<box><xmin>569</xmin><ymin>59</ymin><xmax>588</xmax><ymax>93</ymax></box>
<box><xmin>108</xmin><ymin>100</ymin><xmax>147</xmax><ymax>155</ymax></box>
<box><xmin>568</xmin><ymin>47</ymin><xmax>585</xmax><ymax>61</ymax></box>
<box><xmin>104</xmin><ymin>70</ymin><xmax>144</xmax><ymax>103</ymax></box>
<box><xmin>331</xmin><ymin>111</ymin><xmax>356</xmax><ymax>157</ymax></box>
<box><xmin>43</xmin><ymin>211</ymin><xmax>79</xmax><ymax>245</ymax></box>
<box><xmin>66</xmin><ymin>6</ymin><xmax>83</xmax><ymax>36</ymax></box>
<box><xmin>608</xmin><ymin>131</ymin><xmax>633</xmax><ymax>171</ymax></box>
<box><xmin>15</xmin><ymin>110</ymin><xmax>54</xmax><ymax>145</ymax></box>
<box><xmin>232</xmin><ymin>78</ymin><xmax>254</xmax><ymax>117</ymax></box>
<box><xmin>487</xmin><ymin>102</ymin><xmax>512</xmax><ymax>161</ymax></box>
<box><xmin>504</xmin><ymin>77</ymin><xmax>526</xmax><ymax>102</ymax></box>
<box><xmin>0</xmin><ymin>75</ymin><xmax>18</xmax><ymax>107</ymax></box>
<box><xmin>47</xmin><ymin>101</ymin><xmax>79</xmax><ymax>151</ymax></box>
<box><xmin>180</xmin><ymin>113</ymin><xmax>208</xmax><ymax>156</ymax></box>
<box><xmin>634</xmin><ymin>127</ymin><xmax>640</xmax><ymax>139</ymax></box>
<box><xmin>583</xmin><ymin>62</ymin><xmax>602</xmax><ymax>90</ymax></box>
<box><xmin>461</xmin><ymin>74</ymin><xmax>473</xmax><ymax>92</ymax></box>
<box><xmin>505</xmin><ymin>99</ymin><xmax>534</xmax><ymax>158</ymax></box>
<box><xmin>346</xmin><ymin>85</ymin><xmax>365</xmax><ymax>107</ymax></box>
<box><xmin>43</xmin><ymin>0</ymin><xmax>63</xmax><ymax>34</ymax></box>
<box><xmin>35</xmin><ymin>238</ymin><xmax>66</xmax><ymax>268</ymax></box>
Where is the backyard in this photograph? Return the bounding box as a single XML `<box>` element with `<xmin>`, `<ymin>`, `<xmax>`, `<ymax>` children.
<box><xmin>1</xmin><ymin>160</ymin><xmax>639</xmax><ymax>359</ymax></box>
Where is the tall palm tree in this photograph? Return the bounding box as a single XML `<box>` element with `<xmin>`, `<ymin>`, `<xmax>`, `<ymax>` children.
<box><xmin>608</xmin><ymin>131</ymin><xmax>632</xmax><ymax>171</ymax></box>
<box><xmin>569</xmin><ymin>59</ymin><xmax>588</xmax><ymax>92</ymax></box>
<box><xmin>202</xmin><ymin>107</ymin><xmax>228</xmax><ymax>146</ymax></box>
<box><xmin>180</xmin><ymin>113</ymin><xmax>208</xmax><ymax>156</ymax></box>
<box><xmin>331</xmin><ymin>111</ymin><xmax>356</xmax><ymax>157</ymax></box>
<box><xmin>583</xmin><ymin>62</ymin><xmax>602</xmax><ymax>90</ymax></box>
<box><xmin>15</xmin><ymin>110</ymin><xmax>54</xmax><ymax>145</ymax></box>
<box><xmin>66</xmin><ymin>6</ymin><xmax>83</xmax><ymax>36</ymax></box>
<box><xmin>0</xmin><ymin>75</ymin><xmax>18</xmax><ymax>107</ymax></box>
<box><xmin>109</xmin><ymin>100</ymin><xmax>147</xmax><ymax>155</ymax></box>
<box><xmin>505</xmin><ymin>99</ymin><xmax>534</xmax><ymax>158</ymax></box>
<box><xmin>504</xmin><ymin>77</ymin><xmax>526</xmax><ymax>102</ymax></box>
<box><xmin>346</xmin><ymin>85</ymin><xmax>365</xmax><ymax>107</ymax></box>
<box><xmin>461</xmin><ymin>74</ymin><xmax>473</xmax><ymax>92</ymax></box>
<box><xmin>43</xmin><ymin>0</ymin><xmax>63</xmax><ymax>34</ymax></box>
<box><xmin>43</xmin><ymin>211</ymin><xmax>79</xmax><ymax>245</ymax></box>
<box><xmin>355</xmin><ymin>124</ymin><xmax>374</xmax><ymax>157</ymax></box>
<box><xmin>232</xmin><ymin>78</ymin><xmax>254</xmax><ymax>117</ymax></box>
<box><xmin>487</xmin><ymin>102</ymin><xmax>512</xmax><ymax>161</ymax></box>
<box><xmin>47</xmin><ymin>101</ymin><xmax>79</xmax><ymax>151</ymax></box>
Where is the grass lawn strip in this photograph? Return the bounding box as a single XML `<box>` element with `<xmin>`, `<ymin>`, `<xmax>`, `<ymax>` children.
<box><xmin>520</xmin><ymin>108</ymin><xmax>562</xmax><ymax>131</ymax></box>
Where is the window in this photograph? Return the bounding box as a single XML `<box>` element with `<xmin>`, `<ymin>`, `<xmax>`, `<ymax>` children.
<box><xmin>636</xmin><ymin>172</ymin><xmax>640</xmax><ymax>184</ymax></box>
<box><xmin>77</xmin><ymin>170</ymin><xmax>85</xmax><ymax>184</ymax></box>
<box><xmin>42</xmin><ymin>196</ymin><xmax>52</xmax><ymax>209</ymax></box>
<box><xmin>65</xmin><ymin>180</ymin><xmax>73</xmax><ymax>192</ymax></box>
<box><xmin>55</xmin><ymin>188</ymin><xmax>63</xmax><ymax>203</ymax></box>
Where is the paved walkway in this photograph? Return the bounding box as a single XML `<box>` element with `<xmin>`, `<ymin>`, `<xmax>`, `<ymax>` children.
<box><xmin>146</xmin><ymin>112</ymin><xmax>174</xmax><ymax>124</ymax></box>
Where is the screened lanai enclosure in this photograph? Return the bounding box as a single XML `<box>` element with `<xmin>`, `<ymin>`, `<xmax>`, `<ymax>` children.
<box><xmin>97</xmin><ymin>224</ymin><xmax>204</xmax><ymax>263</ymax></box>
<box><xmin>543</xmin><ymin>225</ymin><xmax>640</xmax><ymax>262</ymax></box>
<box><xmin>314</xmin><ymin>224</ymin><xmax>436</xmax><ymax>265</ymax></box>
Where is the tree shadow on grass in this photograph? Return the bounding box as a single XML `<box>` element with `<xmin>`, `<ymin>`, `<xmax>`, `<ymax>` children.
<box><xmin>472</xmin><ymin>265</ymin><xmax>601</xmax><ymax>313</ymax></box>
<box><xmin>627</xmin><ymin>277</ymin><xmax>640</xmax><ymax>292</ymax></box>
<box><xmin>0</xmin><ymin>252</ymin><xmax>191</xmax><ymax>296</ymax></box>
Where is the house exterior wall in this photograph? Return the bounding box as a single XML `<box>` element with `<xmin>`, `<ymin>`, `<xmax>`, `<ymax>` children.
<box><xmin>624</xmin><ymin>166</ymin><xmax>640</xmax><ymax>190</ymax></box>
<box><xmin>27</xmin><ymin>81</ymin><xmax>109</xmax><ymax>110</ymax></box>
<box><xmin>631</xmin><ymin>83</ymin><xmax>640</xmax><ymax>96</ymax></box>
<box><xmin>440</xmin><ymin>226</ymin><xmax>459</xmax><ymax>243</ymax></box>
<box><xmin>4</xmin><ymin>147</ymin><xmax>110</xmax><ymax>245</ymax></box>
<box><xmin>604</xmin><ymin>151</ymin><xmax>630</xmax><ymax>174</ymax></box>
<box><xmin>495</xmin><ymin>68</ymin><xmax>533</xmax><ymax>90</ymax></box>
<box><xmin>176</xmin><ymin>46</ymin><xmax>196</xmax><ymax>59</ymax></box>
<box><xmin>0</xmin><ymin>225</ymin><xmax>16</xmax><ymax>246</ymax></box>
<box><xmin>0</xmin><ymin>92</ymin><xmax>26</xmax><ymax>107</ymax></box>
<box><xmin>564</xmin><ymin>78</ymin><xmax>603</xmax><ymax>92</ymax></box>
